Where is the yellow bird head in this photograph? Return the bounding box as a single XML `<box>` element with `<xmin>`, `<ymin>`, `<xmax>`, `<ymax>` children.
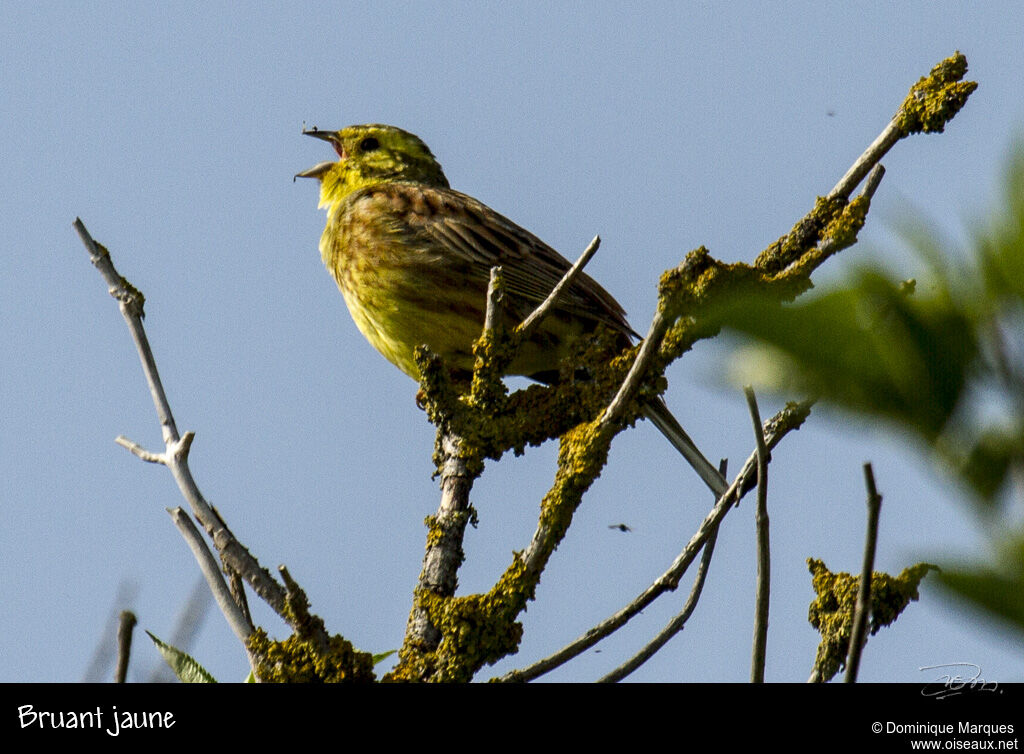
<box><xmin>296</xmin><ymin>124</ymin><xmax>450</xmax><ymax>208</ymax></box>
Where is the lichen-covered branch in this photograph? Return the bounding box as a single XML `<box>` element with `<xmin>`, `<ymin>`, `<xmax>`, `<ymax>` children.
<box><xmin>392</xmin><ymin>53</ymin><xmax>975</xmax><ymax>682</ymax></box>
<box><xmin>808</xmin><ymin>559</ymin><xmax>935</xmax><ymax>683</ymax></box>
<box><xmin>393</xmin><ymin>248</ymin><xmax>611</xmax><ymax>677</ymax></box>
<box><xmin>829</xmin><ymin>52</ymin><xmax>976</xmax><ymax>202</ymax></box>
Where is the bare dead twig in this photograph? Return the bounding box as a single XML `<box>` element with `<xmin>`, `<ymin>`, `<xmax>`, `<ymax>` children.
<box><xmin>518</xmin><ymin>235</ymin><xmax>601</xmax><ymax>339</ymax></box>
<box><xmin>168</xmin><ymin>507</ymin><xmax>254</xmax><ymax>645</ymax></box>
<box><xmin>746</xmin><ymin>387</ymin><xmax>770</xmax><ymax>683</ymax></box>
<box><xmin>73</xmin><ymin>219</ymin><xmax>298</xmax><ymax>651</ymax></box>
<box><xmin>114</xmin><ymin>610</ymin><xmax>137</xmax><ymax>683</ymax></box>
<box><xmin>845</xmin><ymin>463</ymin><xmax>882</xmax><ymax>682</ymax></box>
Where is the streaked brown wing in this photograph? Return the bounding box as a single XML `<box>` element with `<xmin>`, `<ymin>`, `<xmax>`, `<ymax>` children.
<box><xmin>362</xmin><ymin>183</ymin><xmax>637</xmax><ymax>338</ymax></box>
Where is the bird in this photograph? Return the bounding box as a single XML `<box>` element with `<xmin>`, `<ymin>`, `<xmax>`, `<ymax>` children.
<box><xmin>297</xmin><ymin>124</ymin><xmax>725</xmax><ymax>495</ymax></box>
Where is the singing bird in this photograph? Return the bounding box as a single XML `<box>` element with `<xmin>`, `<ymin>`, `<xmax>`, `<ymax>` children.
<box><xmin>297</xmin><ymin>124</ymin><xmax>724</xmax><ymax>494</ymax></box>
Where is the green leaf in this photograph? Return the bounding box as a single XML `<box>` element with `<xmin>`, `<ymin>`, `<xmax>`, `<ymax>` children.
<box><xmin>938</xmin><ymin>569</ymin><xmax>1024</xmax><ymax>634</ymax></box>
<box><xmin>372</xmin><ymin>650</ymin><xmax>397</xmax><ymax>666</ymax></box>
<box><xmin>724</xmin><ymin>145</ymin><xmax>1024</xmax><ymax>503</ymax></box>
<box><xmin>146</xmin><ymin>630</ymin><xmax>217</xmax><ymax>683</ymax></box>
<box><xmin>723</xmin><ymin>271</ymin><xmax>977</xmax><ymax>441</ymax></box>
<box><xmin>977</xmin><ymin>149</ymin><xmax>1024</xmax><ymax>306</ymax></box>
<box><xmin>936</xmin><ymin>530</ymin><xmax>1024</xmax><ymax>635</ymax></box>
<box><xmin>951</xmin><ymin>427</ymin><xmax>1024</xmax><ymax>501</ymax></box>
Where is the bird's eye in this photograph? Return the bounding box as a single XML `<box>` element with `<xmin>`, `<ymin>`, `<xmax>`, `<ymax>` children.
<box><xmin>359</xmin><ymin>137</ymin><xmax>380</xmax><ymax>152</ymax></box>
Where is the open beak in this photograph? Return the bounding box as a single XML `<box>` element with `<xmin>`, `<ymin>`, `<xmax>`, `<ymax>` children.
<box><xmin>294</xmin><ymin>161</ymin><xmax>335</xmax><ymax>181</ymax></box>
<box><xmin>295</xmin><ymin>127</ymin><xmax>343</xmax><ymax>181</ymax></box>
<box><xmin>302</xmin><ymin>127</ymin><xmax>338</xmax><ymax>144</ymax></box>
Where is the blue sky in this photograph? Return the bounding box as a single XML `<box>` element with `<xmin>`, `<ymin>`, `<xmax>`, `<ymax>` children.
<box><xmin>3</xmin><ymin>2</ymin><xmax>1023</xmax><ymax>683</ymax></box>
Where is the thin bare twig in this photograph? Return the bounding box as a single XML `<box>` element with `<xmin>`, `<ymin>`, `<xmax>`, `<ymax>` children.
<box><xmin>115</xmin><ymin>435</ymin><xmax>166</xmax><ymax>464</ymax></box>
<box><xmin>484</xmin><ymin>265</ymin><xmax>505</xmax><ymax>334</ymax></box>
<box><xmin>829</xmin><ymin>124</ymin><xmax>900</xmax><ymax>201</ymax></box>
<box><xmin>498</xmin><ymin>400</ymin><xmax>812</xmax><ymax>682</ymax></box>
<box><xmin>845</xmin><ymin>463</ymin><xmax>882</xmax><ymax>683</ymax></box>
<box><xmin>597</xmin><ymin>459</ymin><xmax>727</xmax><ymax>683</ymax></box>
<box><xmin>168</xmin><ymin>507</ymin><xmax>254</xmax><ymax>646</ymax></box>
<box><xmin>82</xmin><ymin>582</ymin><xmax>139</xmax><ymax>682</ymax></box>
<box><xmin>603</xmin><ymin>310</ymin><xmax>669</xmax><ymax>428</ymax></box>
<box><xmin>74</xmin><ymin>219</ymin><xmax>292</xmax><ymax>637</ymax></box>
<box><xmin>862</xmin><ymin>163</ymin><xmax>886</xmax><ymax>200</ymax></box>
<box><xmin>518</xmin><ymin>235</ymin><xmax>601</xmax><ymax>338</ymax></box>
<box><xmin>602</xmin><ymin>251</ymin><xmax>728</xmax><ymax>498</ymax></box>
<box><xmin>746</xmin><ymin>387</ymin><xmax>770</xmax><ymax>683</ymax></box>
<box><xmin>115</xmin><ymin>610</ymin><xmax>137</xmax><ymax>683</ymax></box>
<box><xmin>73</xmin><ymin>219</ymin><xmax>178</xmax><ymax>445</ymax></box>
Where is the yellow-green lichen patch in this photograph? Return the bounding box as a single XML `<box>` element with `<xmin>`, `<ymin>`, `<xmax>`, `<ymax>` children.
<box><xmin>822</xmin><ymin>194</ymin><xmax>870</xmax><ymax>250</ymax></box>
<box><xmin>434</xmin><ymin>571</ymin><xmax>529</xmax><ymax>680</ymax></box>
<box><xmin>779</xmin><ymin>194</ymin><xmax>873</xmax><ymax>286</ymax></box>
<box><xmin>387</xmin><ymin>558</ymin><xmax>530</xmax><ymax>682</ymax></box>
<box><xmin>247</xmin><ymin>628</ymin><xmax>375</xmax><ymax>683</ymax></box>
<box><xmin>756</xmin><ymin>196</ymin><xmax>847</xmax><ymax>274</ymax></box>
<box><xmin>470</xmin><ymin>317</ymin><xmax>514</xmax><ymax>412</ymax></box>
<box><xmin>657</xmin><ymin>247</ymin><xmax>716</xmax><ymax>317</ymax></box>
<box><xmin>807</xmin><ymin>558</ymin><xmax>936</xmax><ymax>682</ymax></box>
<box><xmin>896</xmin><ymin>52</ymin><xmax>978</xmax><ymax>136</ymax></box>
<box><xmin>390</xmin><ymin>417</ymin><xmax>616</xmax><ymax>682</ymax></box>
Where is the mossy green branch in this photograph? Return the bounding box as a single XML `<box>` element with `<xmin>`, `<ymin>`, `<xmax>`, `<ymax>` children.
<box><xmin>248</xmin><ymin>628</ymin><xmax>375</xmax><ymax>683</ymax></box>
<box><xmin>778</xmin><ymin>193</ymin><xmax>872</xmax><ymax>287</ymax></box>
<box><xmin>896</xmin><ymin>52</ymin><xmax>977</xmax><ymax>135</ymax></box>
<box><xmin>388</xmin><ymin>560</ymin><xmax>528</xmax><ymax>682</ymax></box>
<box><xmin>400</xmin><ymin>205</ymin><xmax>885</xmax><ymax>681</ymax></box>
<box><xmin>390</xmin><ymin>421</ymin><xmax>616</xmax><ymax>682</ymax></box>
<box><xmin>415</xmin><ymin>180</ymin><xmax>877</xmax><ymax>471</ymax></box>
<box><xmin>756</xmin><ymin>196</ymin><xmax>848</xmax><ymax>275</ymax></box>
<box><xmin>756</xmin><ymin>52</ymin><xmax>975</xmax><ymax>276</ymax></box>
<box><xmin>396</xmin><ymin>52</ymin><xmax>974</xmax><ymax>683</ymax></box>
<box><xmin>807</xmin><ymin>558</ymin><xmax>937</xmax><ymax>682</ymax></box>
<box><xmin>416</xmin><ymin>325</ymin><xmax>633</xmax><ymax>473</ymax></box>
<box><xmin>401</xmin><ymin>135</ymin><xmax>923</xmax><ymax>680</ymax></box>
<box><xmin>245</xmin><ymin>568</ymin><xmax>376</xmax><ymax>682</ymax></box>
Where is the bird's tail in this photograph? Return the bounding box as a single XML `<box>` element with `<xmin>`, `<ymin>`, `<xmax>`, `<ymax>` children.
<box><xmin>642</xmin><ymin>399</ymin><xmax>729</xmax><ymax>498</ymax></box>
